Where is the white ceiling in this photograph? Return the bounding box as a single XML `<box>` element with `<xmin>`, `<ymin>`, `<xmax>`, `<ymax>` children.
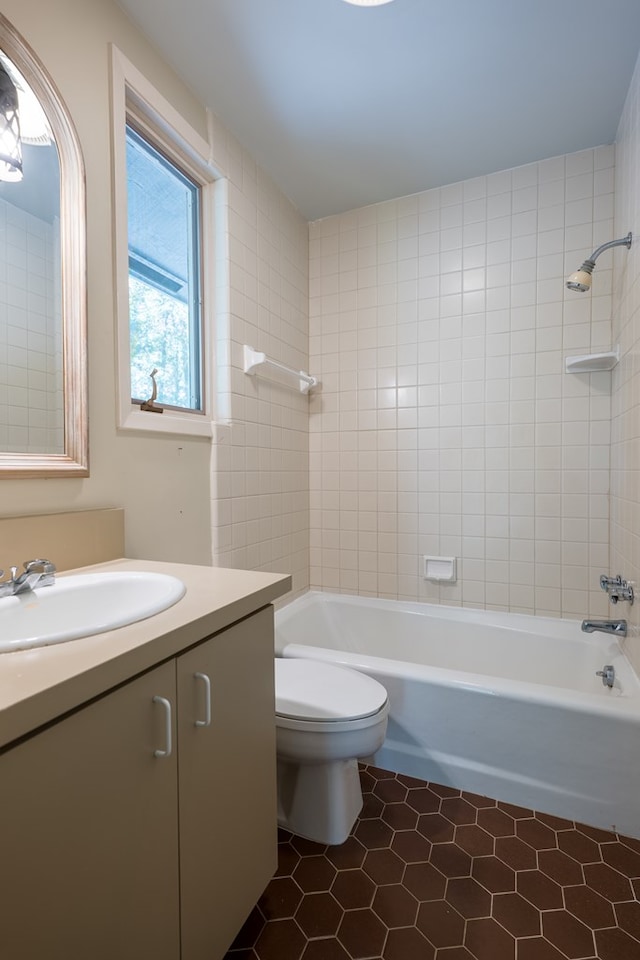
<box><xmin>117</xmin><ymin>0</ymin><xmax>640</xmax><ymax>221</ymax></box>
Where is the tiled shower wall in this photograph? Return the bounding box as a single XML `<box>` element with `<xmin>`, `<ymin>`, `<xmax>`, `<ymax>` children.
<box><xmin>208</xmin><ymin>119</ymin><xmax>310</xmax><ymax>598</ymax></box>
<box><xmin>0</xmin><ymin>198</ymin><xmax>62</xmax><ymax>454</ymax></box>
<box><xmin>612</xmin><ymin>48</ymin><xmax>640</xmax><ymax>673</ymax></box>
<box><xmin>309</xmin><ymin>148</ymin><xmax>617</xmax><ymax>618</ymax></box>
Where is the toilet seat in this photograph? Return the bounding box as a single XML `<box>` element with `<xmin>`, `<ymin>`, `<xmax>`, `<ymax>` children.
<box><xmin>275</xmin><ymin>658</ymin><xmax>388</xmax><ymax>722</ymax></box>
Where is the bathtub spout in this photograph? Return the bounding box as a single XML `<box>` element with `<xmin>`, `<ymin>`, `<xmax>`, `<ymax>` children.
<box><xmin>581</xmin><ymin>619</ymin><xmax>627</xmax><ymax>637</ymax></box>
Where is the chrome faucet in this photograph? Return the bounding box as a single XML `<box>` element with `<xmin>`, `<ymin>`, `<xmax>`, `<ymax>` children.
<box><xmin>581</xmin><ymin>619</ymin><xmax>627</xmax><ymax>637</ymax></box>
<box><xmin>599</xmin><ymin>574</ymin><xmax>634</xmax><ymax>605</ymax></box>
<box><xmin>0</xmin><ymin>559</ymin><xmax>56</xmax><ymax>598</ymax></box>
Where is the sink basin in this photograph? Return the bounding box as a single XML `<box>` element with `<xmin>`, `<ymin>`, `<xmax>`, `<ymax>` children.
<box><xmin>0</xmin><ymin>571</ymin><xmax>186</xmax><ymax>653</ymax></box>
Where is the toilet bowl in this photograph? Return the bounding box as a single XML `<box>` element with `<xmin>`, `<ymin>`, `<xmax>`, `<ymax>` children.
<box><xmin>275</xmin><ymin>658</ymin><xmax>389</xmax><ymax>845</ymax></box>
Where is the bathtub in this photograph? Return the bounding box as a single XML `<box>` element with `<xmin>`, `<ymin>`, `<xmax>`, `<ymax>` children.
<box><xmin>275</xmin><ymin>591</ymin><xmax>640</xmax><ymax>838</ymax></box>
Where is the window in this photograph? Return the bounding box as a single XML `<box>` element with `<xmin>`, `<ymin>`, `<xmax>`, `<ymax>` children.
<box><xmin>111</xmin><ymin>46</ymin><xmax>220</xmax><ymax>437</ymax></box>
<box><xmin>126</xmin><ymin>124</ymin><xmax>202</xmax><ymax>411</ymax></box>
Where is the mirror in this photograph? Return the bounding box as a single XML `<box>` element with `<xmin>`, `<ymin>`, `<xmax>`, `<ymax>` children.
<box><xmin>0</xmin><ymin>14</ymin><xmax>87</xmax><ymax>477</ymax></box>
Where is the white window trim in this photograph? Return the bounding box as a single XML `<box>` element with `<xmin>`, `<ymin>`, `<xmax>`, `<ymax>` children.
<box><xmin>111</xmin><ymin>45</ymin><xmax>221</xmax><ymax>438</ymax></box>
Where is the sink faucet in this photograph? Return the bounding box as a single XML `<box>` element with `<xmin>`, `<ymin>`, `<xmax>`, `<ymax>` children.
<box><xmin>581</xmin><ymin>619</ymin><xmax>627</xmax><ymax>637</ymax></box>
<box><xmin>0</xmin><ymin>559</ymin><xmax>56</xmax><ymax>598</ymax></box>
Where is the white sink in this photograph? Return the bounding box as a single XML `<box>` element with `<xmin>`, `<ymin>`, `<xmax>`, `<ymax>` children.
<box><xmin>0</xmin><ymin>572</ymin><xmax>186</xmax><ymax>653</ymax></box>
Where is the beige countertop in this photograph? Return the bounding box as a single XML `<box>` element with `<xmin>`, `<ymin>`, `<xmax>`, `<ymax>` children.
<box><xmin>0</xmin><ymin>558</ymin><xmax>291</xmax><ymax>750</ymax></box>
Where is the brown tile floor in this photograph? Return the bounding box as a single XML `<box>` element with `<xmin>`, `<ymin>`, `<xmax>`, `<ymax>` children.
<box><xmin>225</xmin><ymin>764</ymin><xmax>640</xmax><ymax>960</ymax></box>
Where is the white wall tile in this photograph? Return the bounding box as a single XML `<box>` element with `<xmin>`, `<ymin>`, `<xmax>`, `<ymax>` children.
<box><xmin>211</xmin><ymin>123</ymin><xmax>309</xmax><ymax>599</ymax></box>
<box><xmin>612</xmin><ymin>46</ymin><xmax>640</xmax><ymax>673</ymax></box>
<box><xmin>309</xmin><ymin>145</ymin><xmax>613</xmax><ymax>616</ymax></box>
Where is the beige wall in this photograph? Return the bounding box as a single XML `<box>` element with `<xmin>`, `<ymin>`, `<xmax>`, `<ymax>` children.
<box><xmin>0</xmin><ymin>0</ymin><xmax>309</xmax><ymax>592</ymax></box>
<box><xmin>612</xmin><ymin>48</ymin><xmax>640</xmax><ymax>672</ymax></box>
<box><xmin>309</xmin><ymin>148</ymin><xmax>616</xmax><ymax>619</ymax></box>
<box><xmin>0</xmin><ymin>0</ymin><xmax>212</xmax><ymax>563</ymax></box>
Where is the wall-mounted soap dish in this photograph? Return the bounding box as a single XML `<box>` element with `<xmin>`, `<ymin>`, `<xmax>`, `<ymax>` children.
<box><xmin>564</xmin><ymin>347</ymin><xmax>619</xmax><ymax>374</ymax></box>
<box><xmin>423</xmin><ymin>556</ymin><xmax>457</xmax><ymax>582</ymax></box>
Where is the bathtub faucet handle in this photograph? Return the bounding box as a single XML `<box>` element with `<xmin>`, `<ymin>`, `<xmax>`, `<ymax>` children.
<box><xmin>600</xmin><ymin>574</ymin><xmax>619</xmax><ymax>591</ymax></box>
<box><xmin>596</xmin><ymin>664</ymin><xmax>615</xmax><ymax>688</ymax></box>
<box><xmin>599</xmin><ymin>574</ymin><xmax>634</xmax><ymax>606</ymax></box>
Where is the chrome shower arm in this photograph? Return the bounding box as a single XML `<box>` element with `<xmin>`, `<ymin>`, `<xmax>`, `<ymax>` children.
<box><xmin>589</xmin><ymin>232</ymin><xmax>632</xmax><ymax>263</ymax></box>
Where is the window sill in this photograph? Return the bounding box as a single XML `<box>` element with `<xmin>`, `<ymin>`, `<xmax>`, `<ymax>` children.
<box><xmin>118</xmin><ymin>407</ymin><xmax>212</xmax><ymax>439</ymax></box>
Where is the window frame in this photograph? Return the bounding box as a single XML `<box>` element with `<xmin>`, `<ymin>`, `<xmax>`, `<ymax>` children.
<box><xmin>111</xmin><ymin>45</ymin><xmax>220</xmax><ymax>437</ymax></box>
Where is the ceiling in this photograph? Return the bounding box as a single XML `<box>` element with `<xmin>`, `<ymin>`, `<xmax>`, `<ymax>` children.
<box><xmin>117</xmin><ymin>0</ymin><xmax>640</xmax><ymax>221</ymax></box>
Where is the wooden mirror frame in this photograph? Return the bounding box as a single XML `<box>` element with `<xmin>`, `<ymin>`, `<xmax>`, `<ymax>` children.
<box><xmin>0</xmin><ymin>14</ymin><xmax>87</xmax><ymax>477</ymax></box>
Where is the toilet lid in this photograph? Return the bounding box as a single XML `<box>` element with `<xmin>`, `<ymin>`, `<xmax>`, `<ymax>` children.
<box><xmin>275</xmin><ymin>658</ymin><xmax>388</xmax><ymax>722</ymax></box>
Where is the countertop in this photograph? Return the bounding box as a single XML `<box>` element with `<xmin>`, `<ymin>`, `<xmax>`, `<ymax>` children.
<box><xmin>0</xmin><ymin>558</ymin><xmax>291</xmax><ymax>749</ymax></box>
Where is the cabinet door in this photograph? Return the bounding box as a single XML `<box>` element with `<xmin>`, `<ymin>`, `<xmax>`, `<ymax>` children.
<box><xmin>0</xmin><ymin>660</ymin><xmax>180</xmax><ymax>960</ymax></box>
<box><xmin>177</xmin><ymin>606</ymin><xmax>277</xmax><ymax>960</ymax></box>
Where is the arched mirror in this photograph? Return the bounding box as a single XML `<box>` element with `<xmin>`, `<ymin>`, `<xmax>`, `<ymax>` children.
<box><xmin>0</xmin><ymin>14</ymin><xmax>87</xmax><ymax>477</ymax></box>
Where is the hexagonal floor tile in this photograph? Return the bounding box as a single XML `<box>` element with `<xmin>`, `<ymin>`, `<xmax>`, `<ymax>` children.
<box><xmin>223</xmin><ymin>764</ymin><xmax>640</xmax><ymax>960</ymax></box>
<box><xmin>354</xmin><ymin>818</ymin><xmax>395</xmax><ymax>850</ymax></box>
<box><xmin>446</xmin><ymin>877</ymin><xmax>492</xmax><ymax>920</ymax></box>
<box><xmin>276</xmin><ymin>842</ymin><xmax>302</xmax><ymax>878</ymax></box>
<box><xmin>383</xmin><ymin>926</ymin><xmax>435</xmax><ymax>960</ymax></box>
<box><xmin>407</xmin><ymin>787</ymin><xmax>441</xmax><ymax>815</ymax></box>
<box><xmin>373</xmin><ymin>777</ymin><xmax>408</xmax><ymax>804</ymax></box>
<box><xmin>464</xmin><ymin>917</ymin><xmax>515</xmax><ymax>960</ymax></box>
<box><xmin>440</xmin><ymin>797</ymin><xmax>478</xmax><ymax>826</ymax></box>
<box><xmin>382</xmin><ymin>802</ymin><xmax>419</xmax><ymax>831</ymax></box>
<box><xmin>331</xmin><ymin>869</ymin><xmax>376</xmax><ymax>910</ymax></box>
<box><xmin>301</xmin><ymin>940</ymin><xmax>350</xmax><ymax>960</ymax></box>
<box><xmin>372</xmin><ymin>883</ymin><xmax>419</xmax><ymax>928</ymax></box>
<box><xmin>557</xmin><ymin>830</ymin><xmax>602</xmax><ymax>865</ymax></box>
<box><xmin>258</xmin><ymin>877</ymin><xmax>303</xmax><ymax>920</ymax></box>
<box><xmin>391</xmin><ymin>829</ymin><xmax>432</xmax><ymax>864</ymax></box>
<box><xmin>293</xmin><ymin>856</ymin><xmax>337</xmax><ymax>893</ymax></box>
<box><xmin>491</xmin><ymin>892</ymin><xmax>540</xmax><ymax>937</ymax></box>
<box><xmin>363</xmin><ymin>848</ymin><xmax>405</xmax><ymax>885</ymax></box>
<box><xmin>564</xmin><ymin>884</ymin><xmax>616</xmax><ymax>930</ymax></box>
<box><xmin>614</xmin><ymin>900</ymin><xmax>640</xmax><ymax>942</ymax></box>
<box><xmin>416</xmin><ymin>899</ymin><xmax>465</xmax><ymax>948</ymax></box>
<box><xmin>601</xmin><ymin>841</ymin><xmax>640</xmax><ymax>878</ymax></box>
<box><xmin>583</xmin><ymin>861</ymin><xmax>633</xmax><ymax>902</ymax></box>
<box><xmin>254</xmin><ymin>918</ymin><xmax>306</xmax><ymax>960</ymax></box>
<box><xmin>337</xmin><ymin>908</ymin><xmax>387</xmax><ymax>958</ymax></box>
<box><xmin>537</xmin><ymin>849</ymin><xmax>584</xmax><ymax>887</ymax></box>
<box><xmin>359</xmin><ymin>792</ymin><xmax>385</xmax><ymax>820</ymax></box>
<box><xmin>542</xmin><ymin>909</ymin><xmax>595</xmax><ymax>959</ymax></box>
<box><xmin>517</xmin><ymin>869</ymin><xmax>563</xmax><ymax>911</ymax></box>
<box><xmin>515</xmin><ymin>818</ymin><xmax>557</xmax><ymax>851</ymax></box>
<box><xmin>454</xmin><ymin>824</ymin><xmax>494</xmax><ymax>858</ymax></box>
<box><xmin>471</xmin><ymin>855</ymin><xmax>515</xmax><ymax>893</ymax></box>
<box><xmin>418</xmin><ymin>813</ymin><xmax>455</xmax><ymax>844</ymax></box>
<box><xmin>494</xmin><ymin>836</ymin><xmax>537</xmax><ymax>871</ymax></box>
<box><xmin>595</xmin><ymin>926</ymin><xmax>640</xmax><ymax>960</ymax></box>
<box><xmin>295</xmin><ymin>892</ymin><xmax>343</xmax><ymax>939</ymax></box>
<box><xmin>430</xmin><ymin>843</ymin><xmax>471</xmax><ymax>878</ymax></box>
<box><xmin>325</xmin><ymin>836</ymin><xmax>367</xmax><ymax>871</ymax></box>
<box><xmin>476</xmin><ymin>807</ymin><xmax>516</xmax><ymax>838</ymax></box>
<box><xmin>402</xmin><ymin>862</ymin><xmax>447</xmax><ymax>902</ymax></box>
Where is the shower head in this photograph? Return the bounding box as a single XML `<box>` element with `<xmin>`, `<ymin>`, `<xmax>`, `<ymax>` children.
<box><xmin>566</xmin><ymin>260</ymin><xmax>595</xmax><ymax>292</ymax></box>
<box><xmin>566</xmin><ymin>232</ymin><xmax>632</xmax><ymax>292</ymax></box>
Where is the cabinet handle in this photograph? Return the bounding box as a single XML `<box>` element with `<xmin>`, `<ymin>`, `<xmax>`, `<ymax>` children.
<box><xmin>152</xmin><ymin>695</ymin><xmax>173</xmax><ymax>758</ymax></box>
<box><xmin>194</xmin><ymin>672</ymin><xmax>212</xmax><ymax>727</ymax></box>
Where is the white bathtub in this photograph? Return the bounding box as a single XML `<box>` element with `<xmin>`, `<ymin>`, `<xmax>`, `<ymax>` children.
<box><xmin>275</xmin><ymin>591</ymin><xmax>640</xmax><ymax>838</ymax></box>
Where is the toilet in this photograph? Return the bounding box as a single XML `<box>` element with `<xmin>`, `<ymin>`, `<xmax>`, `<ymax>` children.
<box><xmin>274</xmin><ymin>658</ymin><xmax>389</xmax><ymax>845</ymax></box>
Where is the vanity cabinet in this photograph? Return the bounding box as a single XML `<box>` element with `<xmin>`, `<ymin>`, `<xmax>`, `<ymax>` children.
<box><xmin>0</xmin><ymin>605</ymin><xmax>276</xmax><ymax>960</ymax></box>
<box><xmin>177</xmin><ymin>607</ymin><xmax>277</xmax><ymax>960</ymax></box>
